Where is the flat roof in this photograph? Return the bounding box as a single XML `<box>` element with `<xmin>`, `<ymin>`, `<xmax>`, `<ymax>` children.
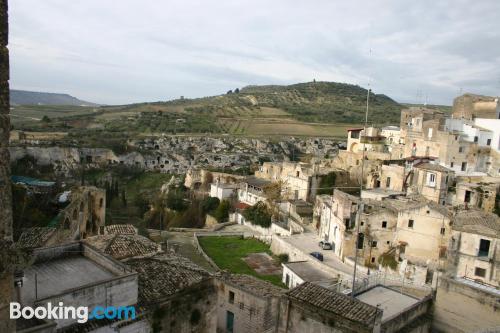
<box><xmin>355</xmin><ymin>286</ymin><xmax>420</xmax><ymax>322</ymax></box>
<box><xmin>22</xmin><ymin>256</ymin><xmax>117</xmax><ymax>304</ymax></box>
<box><xmin>284</xmin><ymin>261</ymin><xmax>336</xmax><ymax>282</ymax></box>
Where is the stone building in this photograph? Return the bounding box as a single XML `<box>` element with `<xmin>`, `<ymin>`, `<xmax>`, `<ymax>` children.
<box><xmin>448</xmin><ymin>209</ymin><xmax>499</xmax><ymax>287</ymax></box>
<box><xmin>451</xmin><ymin>180</ymin><xmax>499</xmax><ymax>213</ymax></box>
<box><xmin>58</xmin><ymin>186</ymin><xmax>106</xmax><ymax>240</ymax></box>
<box><xmin>216</xmin><ymin>273</ymin><xmax>284</xmax><ymax>333</ymax></box>
<box><xmin>15</xmin><ymin>242</ymin><xmax>140</xmax><ymax>331</ymax></box>
<box><xmin>278</xmin><ymin>282</ymin><xmax>383</xmax><ymax>333</ymax></box>
<box><xmin>433</xmin><ymin>208</ymin><xmax>500</xmax><ymax>332</ymax></box>
<box><xmin>452</xmin><ymin>93</ymin><xmax>500</xmax><ymax>120</ymax></box>
<box><xmin>255</xmin><ymin>161</ymin><xmax>321</xmax><ymax>202</ymax></box>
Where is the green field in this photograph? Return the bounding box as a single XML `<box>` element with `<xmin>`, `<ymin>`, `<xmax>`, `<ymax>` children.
<box><xmin>198</xmin><ymin>236</ymin><xmax>285</xmax><ymax>287</ymax></box>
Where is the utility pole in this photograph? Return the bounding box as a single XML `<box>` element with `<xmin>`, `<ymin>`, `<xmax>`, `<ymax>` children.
<box><xmin>352</xmin><ymin>82</ymin><xmax>370</xmax><ymax>297</ymax></box>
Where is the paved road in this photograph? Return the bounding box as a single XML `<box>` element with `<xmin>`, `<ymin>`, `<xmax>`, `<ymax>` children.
<box><xmin>281</xmin><ymin>232</ymin><xmax>364</xmax><ymax>277</ymax></box>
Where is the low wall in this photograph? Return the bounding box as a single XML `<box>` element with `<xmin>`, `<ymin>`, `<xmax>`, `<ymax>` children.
<box><xmin>169</xmin><ymin>221</ymin><xmax>236</xmax><ymax>233</ymax></box>
<box><xmin>433</xmin><ymin>277</ymin><xmax>500</xmax><ymax>333</ymax></box>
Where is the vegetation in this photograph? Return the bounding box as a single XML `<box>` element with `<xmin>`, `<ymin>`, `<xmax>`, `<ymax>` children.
<box><xmin>317</xmin><ymin>172</ymin><xmax>337</xmax><ymax>195</ymax></box>
<box><xmin>12</xmin><ymin>81</ymin><xmax>402</xmax><ymax>142</ymax></box>
<box><xmin>242</xmin><ymin>202</ymin><xmax>272</xmax><ymax>228</ymax></box>
<box><xmin>198</xmin><ymin>236</ymin><xmax>284</xmax><ymax>286</ymax></box>
<box><xmin>212</xmin><ymin>200</ymin><xmax>231</xmax><ymax>222</ymax></box>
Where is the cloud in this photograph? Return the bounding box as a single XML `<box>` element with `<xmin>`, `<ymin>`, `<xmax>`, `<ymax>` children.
<box><xmin>8</xmin><ymin>0</ymin><xmax>500</xmax><ymax>105</ymax></box>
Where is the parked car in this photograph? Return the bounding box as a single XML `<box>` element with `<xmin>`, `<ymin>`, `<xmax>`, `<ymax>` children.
<box><xmin>310</xmin><ymin>251</ymin><xmax>324</xmax><ymax>261</ymax></box>
<box><xmin>318</xmin><ymin>241</ymin><xmax>332</xmax><ymax>250</ymax></box>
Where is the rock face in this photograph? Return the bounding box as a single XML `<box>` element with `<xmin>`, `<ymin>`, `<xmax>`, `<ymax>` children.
<box><xmin>0</xmin><ymin>1</ymin><xmax>16</xmax><ymax>332</ymax></box>
<box><xmin>10</xmin><ymin>136</ymin><xmax>342</xmax><ymax>176</ymax></box>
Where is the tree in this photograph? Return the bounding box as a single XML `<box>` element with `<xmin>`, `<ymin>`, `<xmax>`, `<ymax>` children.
<box><xmin>263</xmin><ymin>180</ymin><xmax>288</xmax><ymax>220</ymax></box>
<box><xmin>317</xmin><ymin>172</ymin><xmax>337</xmax><ymax>195</ymax></box>
<box><xmin>243</xmin><ymin>202</ymin><xmax>271</xmax><ymax>228</ymax></box>
<box><xmin>201</xmin><ymin>196</ymin><xmax>220</xmax><ymax>214</ymax></box>
<box><xmin>121</xmin><ymin>189</ymin><xmax>127</xmax><ymax>207</ymax></box>
<box><xmin>166</xmin><ymin>188</ymin><xmax>187</xmax><ymax>211</ymax></box>
<box><xmin>227</xmin><ymin>90</ymin><xmax>233</xmax><ymax>94</ymax></box>
<box><xmin>213</xmin><ymin>200</ymin><xmax>231</xmax><ymax>222</ymax></box>
<box><xmin>41</xmin><ymin>115</ymin><xmax>51</xmax><ymax>123</ymax></box>
<box><xmin>234</xmin><ymin>88</ymin><xmax>240</xmax><ymax>93</ymax></box>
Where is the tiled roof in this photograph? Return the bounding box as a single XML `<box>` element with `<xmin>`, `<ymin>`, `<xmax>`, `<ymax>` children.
<box><xmin>453</xmin><ymin>209</ymin><xmax>500</xmax><ymax>238</ymax></box>
<box><xmin>126</xmin><ymin>254</ymin><xmax>210</xmax><ymax>304</ymax></box>
<box><xmin>414</xmin><ymin>162</ymin><xmax>451</xmax><ymax>173</ymax></box>
<box><xmin>16</xmin><ymin>227</ymin><xmax>56</xmax><ymax>249</ymax></box>
<box><xmin>287</xmin><ymin>282</ymin><xmax>381</xmax><ymax>327</ymax></box>
<box><xmin>221</xmin><ymin>273</ymin><xmax>285</xmax><ymax>298</ymax></box>
<box><xmin>104</xmin><ymin>224</ymin><xmax>137</xmax><ymax>235</ymax></box>
<box><xmin>84</xmin><ymin>234</ymin><xmax>160</xmax><ymax>260</ymax></box>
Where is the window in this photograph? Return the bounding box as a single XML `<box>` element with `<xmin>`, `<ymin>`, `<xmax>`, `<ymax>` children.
<box><xmin>474</xmin><ymin>267</ymin><xmax>486</xmax><ymax>278</ymax></box>
<box><xmin>386</xmin><ymin>177</ymin><xmax>391</xmax><ymax>188</ymax></box>
<box><xmin>459</xmin><ymin>146</ymin><xmax>464</xmax><ymax>153</ymax></box>
<box><xmin>371</xmin><ymin>257</ymin><xmax>376</xmax><ymax>263</ymax></box>
<box><xmin>487</xmin><ymin>139</ymin><xmax>491</xmax><ymax>146</ymax></box>
<box><xmin>455</xmin><ymin>135</ymin><xmax>458</xmax><ymax>141</ymax></box>
<box><xmin>357</xmin><ymin>233</ymin><xmax>364</xmax><ymax>249</ymax></box>
<box><xmin>440</xmin><ymin>227</ymin><xmax>445</xmax><ymax>235</ymax></box>
<box><xmin>239</xmin><ymin>302</ymin><xmax>244</xmax><ymax>310</ymax></box>
<box><xmin>478</xmin><ymin>239</ymin><xmax>490</xmax><ymax>257</ymax></box>
<box><xmin>427</xmin><ymin>173</ymin><xmax>436</xmax><ymax>187</ymax></box>
<box><xmin>461</xmin><ymin>162</ymin><xmax>467</xmax><ymax>171</ymax></box>
<box><xmin>228</xmin><ymin>291</ymin><xmax>235</xmax><ymax>304</ymax></box>
<box><xmin>408</xmin><ymin>219</ymin><xmax>414</xmax><ymax>228</ymax></box>
<box><xmin>474</xmin><ymin>136</ymin><xmax>478</xmax><ymax>143</ymax></box>
<box><xmin>382</xmin><ymin>221</ymin><xmax>387</xmax><ymax>228</ymax></box>
<box><xmin>371</xmin><ymin>241</ymin><xmax>378</xmax><ymax>248</ymax></box>
<box><xmin>386</xmin><ymin>241</ymin><xmax>390</xmax><ymax>245</ymax></box>
<box><xmin>450</xmin><ymin>162</ymin><xmax>454</xmax><ymax>168</ymax></box>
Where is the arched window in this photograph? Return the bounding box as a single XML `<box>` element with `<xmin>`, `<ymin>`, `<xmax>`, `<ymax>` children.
<box><xmin>63</xmin><ymin>218</ymin><xmax>70</xmax><ymax>229</ymax></box>
<box><xmin>79</xmin><ymin>202</ymin><xmax>84</xmax><ymax>213</ymax></box>
<box><xmin>72</xmin><ymin>209</ymin><xmax>78</xmax><ymax>220</ymax></box>
<box><xmin>99</xmin><ymin>198</ymin><xmax>104</xmax><ymax>208</ymax></box>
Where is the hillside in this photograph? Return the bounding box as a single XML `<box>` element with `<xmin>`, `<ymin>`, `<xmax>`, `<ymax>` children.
<box><xmin>10</xmin><ymin>89</ymin><xmax>97</xmax><ymax>106</ymax></box>
<box><xmin>12</xmin><ymin>81</ymin><xmax>403</xmax><ymax>140</ymax></box>
<box><xmin>237</xmin><ymin>81</ymin><xmax>401</xmax><ymax>123</ymax></box>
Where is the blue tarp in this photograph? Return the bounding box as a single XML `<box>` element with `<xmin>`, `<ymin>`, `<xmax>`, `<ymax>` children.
<box><xmin>11</xmin><ymin>175</ymin><xmax>55</xmax><ymax>187</ymax></box>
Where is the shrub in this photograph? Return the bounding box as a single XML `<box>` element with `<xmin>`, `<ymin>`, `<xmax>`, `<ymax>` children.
<box><xmin>213</xmin><ymin>200</ymin><xmax>231</xmax><ymax>222</ymax></box>
<box><xmin>243</xmin><ymin>202</ymin><xmax>271</xmax><ymax>228</ymax></box>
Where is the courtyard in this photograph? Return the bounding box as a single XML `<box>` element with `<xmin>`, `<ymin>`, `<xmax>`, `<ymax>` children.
<box><xmin>198</xmin><ymin>236</ymin><xmax>284</xmax><ymax>286</ymax></box>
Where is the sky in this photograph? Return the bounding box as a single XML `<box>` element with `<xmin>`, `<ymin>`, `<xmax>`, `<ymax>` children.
<box><xmin>8</xmin><ymin>0</ymin><xmax>500</xmax><ymax>105</ymax></box>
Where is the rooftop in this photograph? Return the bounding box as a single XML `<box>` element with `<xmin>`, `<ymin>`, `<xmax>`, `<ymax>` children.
<box><xmin>244</xmin><ymin>176</ymin><xmax>272</xmax><ymax>188</ymax></box>
<box><xmin>84</xmin><ymin>234</ymin><xmax>160</xmax><ymax>260</ymax></box>
<box><xmin>125</xmin><ymin>253</ymin><xmax>210</xmax><ymax>305</ymax></box>
<box><xmin>453</xmin><ymin>209</ymin><xmax>500</xmax><ymax>238</ymax></box>
<box><xmin>16</xmin><ymin>227</ymin><xmax>56</xmax><ymax>249</ymax></box>
<box><xmin>104</xmin><ymin>224</ymin><xmax>137</xmax><ymax>235</ymax></box>
<box><xmin>283</xmin><ymin>261</ymin><xmax>336</xmax><ymax>283</ymax></box>
<box><xmin>22</xmin><ymin>256</ymin><xmax>117</xmax><ymax>304</ymax></box>
<box><xmin>287</xmin><ymin>282</ymin><xmax>381</xmax><ymax>327</ymax></box>
<box><xmin>414</xmin><ymin>162</ymin><xmax>452</xmax><ymax>173</ymax></box>
<box><xmin>355</xmin><ymin>286</ymin><xmax>421</xmax><ymax>322</ymax></box>
<box><xmin>221</xmin><ymin>273</ymin><xmax>285</xmax><ymax>298</ymax></box>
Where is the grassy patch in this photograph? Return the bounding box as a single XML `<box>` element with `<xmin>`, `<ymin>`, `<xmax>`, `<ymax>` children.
<box><xmin>198</xmin><ymin>236</ymin><xmax>284</xmax><ymax>287</ymax></box>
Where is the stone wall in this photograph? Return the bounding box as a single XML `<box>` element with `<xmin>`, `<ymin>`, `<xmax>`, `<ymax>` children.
<box><xmin>0</xmin><ymin>0</ymin><xmax>15</xmax><ymax>331</ymax></box>
<box><xmin>433</xmin><ymin>277</ymin><xmax>500</xmax><ymax>332</ymax></box>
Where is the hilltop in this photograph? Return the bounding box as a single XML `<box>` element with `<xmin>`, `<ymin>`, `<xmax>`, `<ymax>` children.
<box><xmin>10</xmin><ymin>89</ymin><xmax>98</xmax><ymax>106</ymax></box>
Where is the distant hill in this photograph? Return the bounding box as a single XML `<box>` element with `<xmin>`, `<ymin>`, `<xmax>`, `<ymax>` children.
<box><xmin>235</xmin><ymin>81</ymin><xmax>402</xmax><ymax>124</ymax></box>
<box><xmin>10</xmin><ymin>89</ymin><xmax>98</xmax><ymax>106</ymax></box>
<box><xmin>12</xmin><ymin>81</ymin><xmax>403</xmax><ymax>138</ymax></box>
